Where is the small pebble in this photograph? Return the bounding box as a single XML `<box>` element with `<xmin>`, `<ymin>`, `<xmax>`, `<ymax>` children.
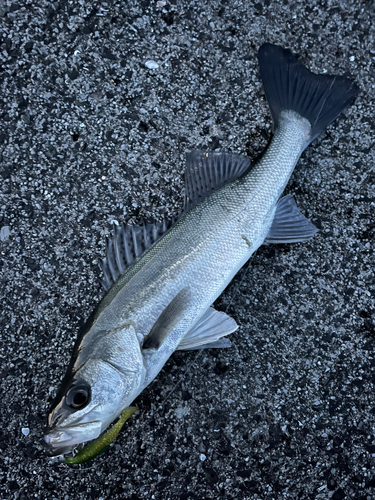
<box><xmin>0</xmin><ymin>226</ymin><xmax>10</xmax><ymax>241</ymax></box>
<box><xmin>145</xmin><ymin>60</ymin><xmax>159</xmax><ymax>69</ymax></box>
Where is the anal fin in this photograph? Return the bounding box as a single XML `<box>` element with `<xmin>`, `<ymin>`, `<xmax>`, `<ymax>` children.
<box><xmin>177</xmin><ymin>307</ymin><xmax>238</xmax><ymax>351</ymax></box>
<box><xmin>265</xmin><ymin>195</ymin><xmax>318</xmax><ymax>244</ymax></box>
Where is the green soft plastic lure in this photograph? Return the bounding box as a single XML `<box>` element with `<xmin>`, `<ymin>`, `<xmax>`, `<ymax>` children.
<box><xmin>64</xmin><ymin>406</ymin><xmax>138</xmax><ymax>465</ymax></box>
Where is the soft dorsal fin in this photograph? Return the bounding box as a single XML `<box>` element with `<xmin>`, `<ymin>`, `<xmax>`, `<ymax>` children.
<box><xmin>184</xmin><ymin>150</ymin><xmax>251</xmax><ymax>211</ymax></box>
<box><xmin>142</xmin><ymin>287</ymin><xmax>191</xmax><ymax>350</ymax></box>
<box><xmin>100</xmin><ymin>216</ymin><xmax>179</xmax><ymax>291</ymax></box>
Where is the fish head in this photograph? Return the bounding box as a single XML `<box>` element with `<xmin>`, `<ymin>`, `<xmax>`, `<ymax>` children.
<box><xmin>44</xmin><ymin>345</ymin><xmax>145</xmax><ymax>456</ymax></box>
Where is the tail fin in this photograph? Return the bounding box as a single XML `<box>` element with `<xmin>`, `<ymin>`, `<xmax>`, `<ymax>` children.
<box><xmin>258</xmin><ymin>43</ymin><xmax>359</xmax><ymax>148</ymax></box>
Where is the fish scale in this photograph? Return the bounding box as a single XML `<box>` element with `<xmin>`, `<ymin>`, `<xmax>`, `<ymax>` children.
<box><xmin>44</xmin><ymin>44</ymin><xmax>358</xmax><ymax>459</ymax></box>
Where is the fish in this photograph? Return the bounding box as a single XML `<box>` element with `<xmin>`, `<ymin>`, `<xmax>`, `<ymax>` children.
<box><xmin>44</xmin><ymin>43</ymin><xmax>358</xmax><ymax>458</ymax></box>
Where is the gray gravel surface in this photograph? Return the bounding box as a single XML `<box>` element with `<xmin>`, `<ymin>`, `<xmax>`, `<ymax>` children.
<box><xmin>0</xmin><ymin>0</ymin><xmax>374</xmax><ymax>499</ymax></box>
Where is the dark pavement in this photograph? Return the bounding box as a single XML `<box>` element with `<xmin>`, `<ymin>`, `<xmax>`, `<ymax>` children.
<box><xmin>0</xmin><ymin>1</ymin><xmax>374</xmax><ymax>499</ymax></box>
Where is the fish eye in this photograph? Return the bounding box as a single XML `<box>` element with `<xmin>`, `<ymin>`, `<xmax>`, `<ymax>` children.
<box><xmin>65</xmin><ymin>382</ymin><xmax>90</xmax><ymax>410</ymax></box>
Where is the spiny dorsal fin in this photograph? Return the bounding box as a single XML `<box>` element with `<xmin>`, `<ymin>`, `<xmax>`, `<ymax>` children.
<box><xmin>184</xmin><ymin>150</ymin><xmax>250</xmax><ymax>211</ymax></box>
<box><xmin>99</xmin><ymin>216</ymin><xmax>179</xmax><ymax>291</ymax></box>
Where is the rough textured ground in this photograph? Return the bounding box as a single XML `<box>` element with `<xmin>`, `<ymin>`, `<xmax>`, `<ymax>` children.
<box><xmin>0</xmin><ymin>0</ymin><xmax>374</xmax><ymax>499</ymax></box>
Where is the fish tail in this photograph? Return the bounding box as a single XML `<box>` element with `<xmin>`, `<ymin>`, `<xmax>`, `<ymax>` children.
<box><xmin>258</xmin><ymin>43</ymin><xmax>359</xmax><ymax>149</ymax></box>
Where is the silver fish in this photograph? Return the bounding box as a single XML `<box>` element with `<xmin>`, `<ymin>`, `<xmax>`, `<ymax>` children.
<box><xmin>44</xmin><ymin>44</ymin><xmax>358</xmax><ymax>456</ymax></box>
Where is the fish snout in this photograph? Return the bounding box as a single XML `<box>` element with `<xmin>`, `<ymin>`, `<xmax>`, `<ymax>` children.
<box><xmin>42</xmin><ymin>433</ymin><xmax>73</xmax><ymax>457</ymax></box>
<box><xmin>43</xmin><ymin>420</ymin><xmax>103</xmax><ymax>456</ymax></box>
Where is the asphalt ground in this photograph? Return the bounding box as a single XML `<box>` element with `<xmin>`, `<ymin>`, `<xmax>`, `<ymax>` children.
<box><xmin>0</xmin><ymin>0</ymin><xmax>374</xmax><ymax>499</ymax></box>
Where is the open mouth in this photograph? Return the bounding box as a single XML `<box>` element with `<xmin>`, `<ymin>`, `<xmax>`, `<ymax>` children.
<box><xmin>44</xmin><ymin>420</ymin><xmax>103</xmax><ymax>456</ymax></box>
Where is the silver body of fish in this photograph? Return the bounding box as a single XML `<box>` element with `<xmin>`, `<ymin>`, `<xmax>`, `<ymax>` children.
<box><xmin>44</xmin><ymin>44</ymin><xmax>358</xmax><ymax>456</ymax></box>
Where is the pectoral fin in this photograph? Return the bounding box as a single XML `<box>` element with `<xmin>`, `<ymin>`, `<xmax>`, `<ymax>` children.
<box><xmin>265</xmin><ymin>195</ymin><xmax>318</xmax><ymax>244</ymax></box>
<box><xmin>142</xmin><ymin>287</ymin><xmax>191</xmax><ymax>350</ymax></box>
<box><xmin>179</xmin><ymin>337</ymin><xmax>232</xmax><ymax>351</ymax></box>
<box><xmin>177</xmin><ymin>307</ymin><xmax>238</xmax><ymax>351</ymax></box>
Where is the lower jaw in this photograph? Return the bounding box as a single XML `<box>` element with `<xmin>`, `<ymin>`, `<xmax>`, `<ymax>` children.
<box><xmin>44</xmin><ymin>421</ymin><xmax>103</xmax><ymax>456</ymax></box>
<box><xmin>43</xmin><ymin>438</ymin><xmax>76</xmax><ymax>457</ymax></box>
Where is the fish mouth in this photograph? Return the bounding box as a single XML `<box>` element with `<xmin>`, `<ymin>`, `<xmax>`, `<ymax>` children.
<box><xmin>44</xmin><ymin>420</ymin><xmax>103</xmax><ymax>456</ymax></box>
